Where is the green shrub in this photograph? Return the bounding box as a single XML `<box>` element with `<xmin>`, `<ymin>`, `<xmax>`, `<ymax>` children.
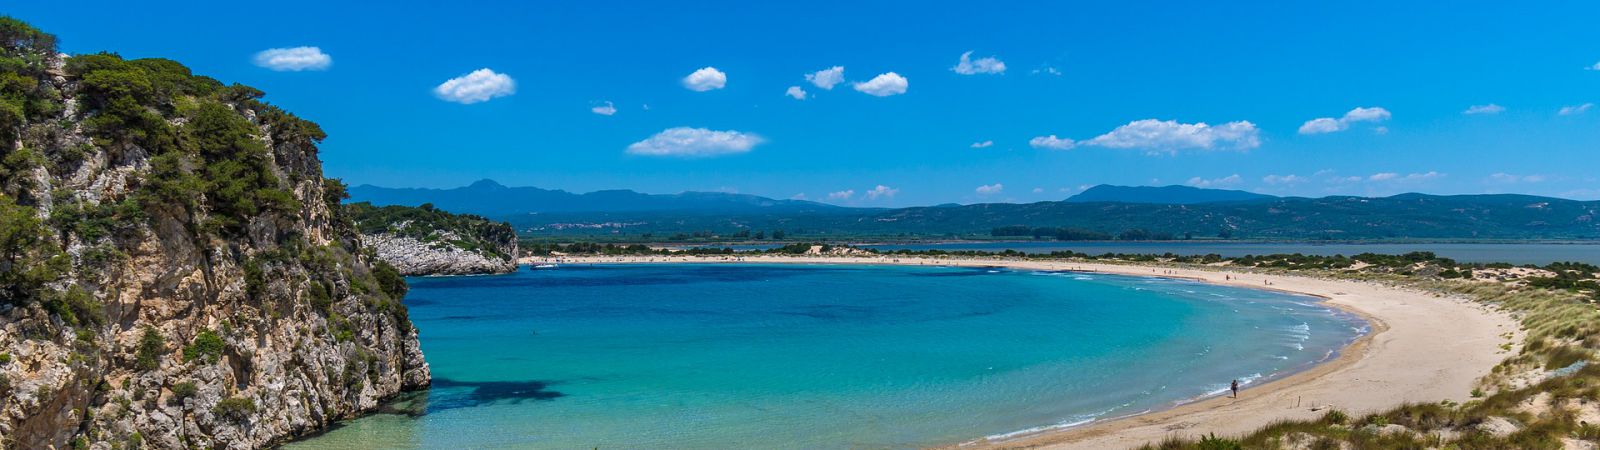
<box><xmin>181</xmin><ymin>329</ymin><xmax>225</xmax><ymax>363</ymax></box>
<box><xmin>212</xmin><ymin>396</ymin><xmax>256</xmax><ymax>421</ymax></box>
<box><xmin>134</xmin><ymin>327</ymin><xmax>165</xmax><ymax>370</ymax></box>
<box><xmin>372</xmin><ymin>260</ymin><xmax>407</xmax><ymax>300</ymax></box>
<box><xmin>170</xmin><ymin>381</ymin><xmax>197</xmax><ymax>400</ymax></box>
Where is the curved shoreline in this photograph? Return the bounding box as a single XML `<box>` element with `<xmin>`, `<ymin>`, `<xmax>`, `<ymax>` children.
<box><xmin>521</xmin><ymin>254</ymin><xmax>1520</xmax><ymax>450</ymax></box>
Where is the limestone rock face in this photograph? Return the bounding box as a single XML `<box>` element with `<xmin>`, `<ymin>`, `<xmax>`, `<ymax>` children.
<box><xmin>362</xmin><ymin>231</ymin><xmax>517</xmax><ymax>276</ymax></box>
<box><xmin>0</xmin><ymin>46</ymin><xmax>429</xmax><ymax>449</ymax></box>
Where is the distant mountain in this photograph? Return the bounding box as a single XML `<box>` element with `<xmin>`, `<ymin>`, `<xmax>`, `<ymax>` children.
<box><xmin>348</xmin><ymin>179</ymin><xmax>842</xmax><ymax>216</ymax></box>
<box><xmin>507</xmin><ymin>192</ymin><xmax>1600</xmax><ymax>240</ymax></box>
<box><xmin>1066</xmin><ymin>184</ymin><xmax>1278</xmax><ymax>204</ymax></box>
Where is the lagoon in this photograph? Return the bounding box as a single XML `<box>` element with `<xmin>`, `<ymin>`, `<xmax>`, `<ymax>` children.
<box><xmin>286</xmin><ymin>264</ymin><xmax>1362</xmax><ymax>449</ymax></box>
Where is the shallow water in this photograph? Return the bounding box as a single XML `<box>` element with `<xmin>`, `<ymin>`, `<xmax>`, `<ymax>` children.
<box><xmin>286</xmin><ymin>264</ymin><xmax>1363</xmax><ymax>449</ymax></box>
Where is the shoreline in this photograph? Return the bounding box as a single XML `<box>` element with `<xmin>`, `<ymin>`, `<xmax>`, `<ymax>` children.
<box><xmin>523</xmin><ymin>254</ymin><xmax>1520</xmax><ymax>449</ymax></box>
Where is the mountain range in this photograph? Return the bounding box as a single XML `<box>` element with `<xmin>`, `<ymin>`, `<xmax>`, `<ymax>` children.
<box><xmin>349</xmin><ymin>181</ymin><xmax>1600</xmax><ymax>240</ymax></box>
<box><xmin>349</xmin><ymin>179</ymin><xmax>843</xmax><ymax>216</ymax></box>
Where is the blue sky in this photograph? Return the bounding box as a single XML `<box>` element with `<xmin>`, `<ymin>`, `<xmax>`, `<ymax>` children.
<box><xmin>10</xmin><ymin>1</ymin><xmax>1600</xmax><ymax>205</ymax></box>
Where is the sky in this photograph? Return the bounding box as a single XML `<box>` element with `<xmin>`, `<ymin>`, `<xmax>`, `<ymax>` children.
<box><xmin>9</xmin><ymin>1</ymin><xmax>1600</xmax><ymax>206</ymax></box>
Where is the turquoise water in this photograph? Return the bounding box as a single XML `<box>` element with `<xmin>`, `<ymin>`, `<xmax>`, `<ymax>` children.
<box><xmin>286</xmin><ymin>264</ymin><xmax>1363</xmax><ymax>449</ymax></box>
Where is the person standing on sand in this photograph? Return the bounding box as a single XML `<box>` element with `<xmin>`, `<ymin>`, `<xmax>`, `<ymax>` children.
<box><xmin>1231</xmin><ymin>379</ymin><xmax>1239</xmax><ymax>398</ymax></box>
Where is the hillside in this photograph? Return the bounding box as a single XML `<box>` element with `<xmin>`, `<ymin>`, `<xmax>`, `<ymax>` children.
<box><xmin>349</xmin><ymin>179</ymin><xmax>843</xmax><ymax>216</ymax></box>
<box><xmin>0</xmin><ymin>19</ymin><xmax>426</xmax><ymax>449</ymax></box>
<box><xmin>348</xmin><ymin>203</ymin><xmax>518</xmax><ymax>275</ymax></box>
<box><xmin>507</xmin><ymin>193</ymin><xmax>1600</xmax><ymax>240</ymax></box>
<box><xmin>1065</xmin><ymin>184</ymin><xmax>1278</xmax><ymax>204</ymax></box>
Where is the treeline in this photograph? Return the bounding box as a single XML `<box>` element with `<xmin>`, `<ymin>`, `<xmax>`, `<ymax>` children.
<box><xmin>990</xmin><ymin>226</ymin><xmax>1195</xmax><ymax>241</ymax></box>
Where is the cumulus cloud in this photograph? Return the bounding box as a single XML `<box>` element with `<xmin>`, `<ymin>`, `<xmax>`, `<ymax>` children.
<box><xmin>1262</xmin><ymin>174</ymin><xmax>1307</xmax><ymax>185</ymax></box>
<box><xmin>591</xmin><ymin>101</ymin><xmax>616</xmax><ymax>116</ymax></box>
<box><xmin>952</xmin><ymin>51</ymin><xmax>1005</xmax><ymax>75</ymax></box>
<box><xmin>1186</xmin><ymin>174</ymin><xmax>1242</xmax><ymax>188</ymax></box>
<box><xmin>853</xmin><ymin>72</ymin><xmax>908</xmax><ymax>96</ymax></box>
<box><xmin>1084</xmin><ymin>119</ymin><xmax>1260</xmax><ymax>154</ymax></box>
<box><xmin>682</xmin><ymin>67</ymin><xmax>727</xmax><ymax>91</ymax></box>
<box><xmin>806</xmin><ymin>66</ymin><xmax>845</xmax><ymax>90</ymax></box>
<box><xmin>625</xmin><ymin>127</ymin><xmax>763</xmax><ymax>157</ymax></box>
<box><xmin>785</xmin><ymin>86</ymin><xmax>807</xmax><ymax>100</ymax></box>
<box><xmin>1559</xmin><ymin>103</ymin><xmax>1593</xmax><ymax>116</ymax></box>
<box><xmin>433</xmin><ymin>69</ymin><xmax>516</xmax><ymax>104</ymax></box>
<box><xmin>252</xmin><ymin>46</ymin><xmax>331</xmax><ymax>71</ymax></box>
<box><xmin>828</xmin><ymin>190</ymin><xmax>855</xmax><ymax>200</ymax></box>
<box><xmin>1589</xmin><ymin>61</ymin><xmax>1600</xmax><ymax>71</ymax></box>
<box><xmin>1463</xmin><ymin>104</ymin><xmax>1504</xmax><ymax>115</ymax></box>
<box><xmin>1299</xmin><ymin>106</ymin><xmax>1391</xmax><ymax>134</ymax></box>
<box><xmin>975</xmin><ymin>183</ymin><xmax>1004</xmax><ymax>195</ymax></box>
<box><xmin>969</xmin><ymin>140</ymin><xmax>994</xmax><ymax>148</ymax></box>
<box><xmin>864</xmin><ymin>185</ymin><xmax>899</xmax><ymax>200</ymax></box>
<box><xmin>1028</xmin><ymin>135</ymin><xmax>1076</xmax><ymax>150</ymax></box>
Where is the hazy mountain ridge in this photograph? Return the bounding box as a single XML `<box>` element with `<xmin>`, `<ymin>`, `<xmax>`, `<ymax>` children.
<box><xmin>356</xmin><ymin>181</ymin><xmax>1600</xmax><ymax>240</ymax></box>
<box><xmin>1065</xmin><ymin>184</ymin><xmax>1279</xmax><ymax>204</ymax></box>
<box><xmin>349</xmin><ymin>179</ymin><xmax>842</xmax><ymax>215</ymax></box>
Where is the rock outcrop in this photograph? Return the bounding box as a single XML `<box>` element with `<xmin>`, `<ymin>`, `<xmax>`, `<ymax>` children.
<box><xmin>362</xmin><ymin>231</ymin><xmax>517</xmax><ymax>275</ymax></box>
<box><xmin>349</xmin><ymin>203</ymin><xmax>518</xmax><ymax>276</ymax></box>
<box><xmin>0</xmin><ymin>19</ymin><xmax>428</xmax><ymax>449</ymax></box>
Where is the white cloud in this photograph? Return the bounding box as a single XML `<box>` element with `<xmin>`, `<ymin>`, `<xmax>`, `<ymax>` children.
<box><xmin>1369</xmin><ymin>171</ymin><xmax>1442</xmax><ymax>182</ymax></box>
<box><xmin>853</xmin><ymin>72</ymin><xmax>908</xmax><ymax>96</ymax></box>
<box><xmin>791</xmin><ymin>193</ymin><xmax>808</xmax><ymax>200</ymax></box>
<box><xmin>1084</xmin><ymin>119</ymin><xmax>1260</xmax><ymax>154</ymax></box>
<box><xmin>682</xmin><ymin>67</ymin><xmax>727</xmax><ymax>91</ymax></box>
<box><xmin>1031</xmin><ymin>67</ymin><xmax>1062</xmax><ymax>76</ymax></box>
<box><xmin>1299</xmin><ymin>106</ymin><xmax>1391</xmax><ymax>134</ymax></box>
<box><xmin>625</xmin><ymin>127</ymin><xmax>763</xmax><ymax>157</ymax></box>
<box><xmin>252</xmin><ymin>46</ymin><xmax>331</xmax><ymax>71</ymax></box>
<box><xmin>1559</xmin><ymin>103</ymin><xmax>1593</xmax><ymax>116</ymax></box>
<box><xmin>1032</xmin><ymin>187</ymin><xmax>1044</xmax><ymax>193</ymax></box>
<box><xmin>1487</xmin><ymin>173</ymin><xmax>1547</xmax><ymax>184</ymax></box>
<box><xmin>969</xmin><ymin>140</ymin><xmax>994</xmax><ymax>148</ymax></box>
<box><xmin>952</xmin><ymin>51</ymin><xmax>1006</xmax><ymax>75</ymax></box>
<box><xmin>1186</xmin><ymin>174</ymin><xmax>1242</xmax><ymax>188</ymax></box>
<box><xmin>1262</xmin><ymin>174</ymin><xmax>1307</xmax><ymax>185</ymax></box>
<box><xmin>805</xmin><ymin>66</ymin><xmax>845</xmax><ymax>90</ymax></box>
<box><xmin>785</xmin><ymin>86</ymin><xmax>807</xmax><ymax>100</ymax></box>
<box><xmin>864</xmin><ymin>185</ymin><xmax>899</xmax><ymax>200</ymax></box>
<box><xmin>827</xmin><ymin>190</ymin><xmax>855</xmax><ymax>200</ymax></box>
<box><xmin>591</xmin><ymin>101</ymin><xmax>616</xmax><ymax>116</ymax></box>
<box><xmin>1463</xmin><ymin>104</ymin><xmax>1504</xmax><ymax>115</ymax></box>
<box><xmin>1297</xmin><ymin>118</ymin><xmax>1344</xmax><ymax>134</ymax></box>
<box><xmin>975</xmin><ymin>183</ymin><xmax>1004</xmax><ymax>195</ymax></box>
<box><xmin>1028</xmin><ymin>135</ymin><xmax>1076</xmax><ymax>150</ymax></box>
<box><xmin>1589</xmin><ymin>61</ymin><xmax>1600</xmax><ymax>71</ymax></box>
<box><xmin>433</xmin><ymin>68</ymin><xmax>516</xmax><ymax>104</ymax></box>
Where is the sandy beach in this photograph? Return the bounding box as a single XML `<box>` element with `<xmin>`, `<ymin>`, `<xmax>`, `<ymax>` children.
<box><xmin>520</xmin><ymin>254</ymin><xmax>1521</xmax><ymax>449</ymax></box>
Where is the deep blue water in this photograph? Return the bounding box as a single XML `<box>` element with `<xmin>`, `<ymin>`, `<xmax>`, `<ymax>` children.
<box><xmin>287</xmin><ymin>264</ymin><xmax>1363</xmax><ymax>449</ymax></box>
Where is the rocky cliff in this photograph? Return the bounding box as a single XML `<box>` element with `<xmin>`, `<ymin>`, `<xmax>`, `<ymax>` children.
<box><xmin>0</xmin><ymin>18</ymin><xmax>428</xmax><ymax>449</ymax></box>
<box><xmin>348</xmin><ymin>203</ymin><xmax>518</xmax><ymax>275</ymax></box>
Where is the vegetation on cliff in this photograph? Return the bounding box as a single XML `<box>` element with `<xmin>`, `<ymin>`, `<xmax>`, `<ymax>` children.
<box><xmin>347</xmin><ymin>202</ymin><xmax>515</xmax><ymax>260</ymax></box>
<box><xmin>0</xmin><ymin>17</ymin><xmax>427</xmax><ymax>449</ymax></box>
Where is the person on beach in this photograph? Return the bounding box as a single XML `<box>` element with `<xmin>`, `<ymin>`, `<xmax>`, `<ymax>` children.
<box><xmin>1231</xmin><ymin>379</ymin><xmax>1239</xmax><ymax>398</ymax></box>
